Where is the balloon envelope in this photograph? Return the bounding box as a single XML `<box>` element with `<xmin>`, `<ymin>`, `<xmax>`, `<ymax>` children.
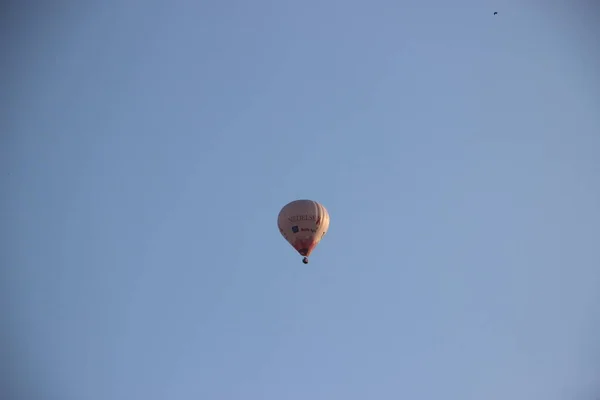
<box><xmin>277</xmin><ymin>200</ymin><xmax>330</xmax><ymax>258</ymax></box>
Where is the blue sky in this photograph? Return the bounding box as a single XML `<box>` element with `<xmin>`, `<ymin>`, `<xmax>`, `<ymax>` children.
<box><xmin>2</xmin><ymin>2</ymin><xmax>600</xmax><ymax>399</ymax></box>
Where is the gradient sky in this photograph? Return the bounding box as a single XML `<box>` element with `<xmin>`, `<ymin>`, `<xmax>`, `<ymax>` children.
<box><xmin>3</xmin><ymin>2</ymin><xmax>600</xmax><ymax>399</ymax></box>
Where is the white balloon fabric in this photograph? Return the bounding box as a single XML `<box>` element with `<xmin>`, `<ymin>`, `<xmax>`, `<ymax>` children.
<box><xmin>277</xmin><ymin>199</ymin><xmax>330</xmax><ymax>262</ymax></box>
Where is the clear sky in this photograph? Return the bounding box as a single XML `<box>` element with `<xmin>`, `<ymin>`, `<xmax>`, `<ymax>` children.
<box><xmin>3</xmin><ymin>2</ymin><xmax>600</xmax><ymax>399</ymax></box>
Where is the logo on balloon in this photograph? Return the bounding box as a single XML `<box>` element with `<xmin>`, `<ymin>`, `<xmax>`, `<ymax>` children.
<box><xmin>288</xmin><ymin>215</ymin><xmax>316</xmax><ymax>223</ymax></box>
<box><xmin>291</xmin><ymin>226</ymin><xmax>299</xmax><ymax>233</ymax></box>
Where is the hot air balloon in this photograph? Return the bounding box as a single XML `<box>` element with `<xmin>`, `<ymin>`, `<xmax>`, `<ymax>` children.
<box><xmin>277</xmin><ymin>199</ymin><xmax>330</xmax><ymax>264</ymax></box>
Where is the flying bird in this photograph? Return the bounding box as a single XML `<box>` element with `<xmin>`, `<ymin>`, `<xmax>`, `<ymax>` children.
<box><xmin>494</xmin><ymin>11</ymin><xmax>498</xmax><ymax>15</ymax></box>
